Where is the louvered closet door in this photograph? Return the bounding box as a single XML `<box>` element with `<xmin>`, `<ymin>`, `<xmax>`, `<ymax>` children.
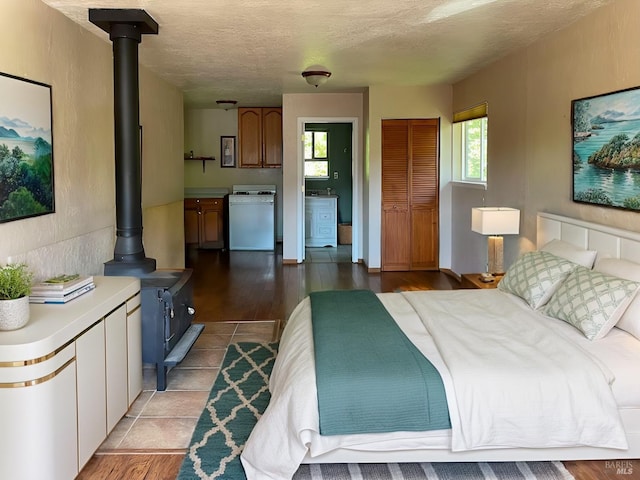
<box><xmin>382</xmin><ymin>120</ymin><xmax>410</xmax><ymax>271</ymax></box>
<box><xmin>410</xmin><ymin>119</ymin><xmax>439</xmax><ymax>270</ymax></box>
<box><xmin>381</xmin><ymin>119</ymin><xmax>439</xmax><ymax>271</ymax></box>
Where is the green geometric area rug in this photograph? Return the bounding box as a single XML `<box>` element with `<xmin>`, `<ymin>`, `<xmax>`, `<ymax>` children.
<box><xmin>178</xmin><ymin>342</ymin><xmax>574</xmax><ymax>480</ymax></box>
<box><xmin>178</xmin><ymin>342</ymin><xmax>277</xmax><ymax>480</ymax></box>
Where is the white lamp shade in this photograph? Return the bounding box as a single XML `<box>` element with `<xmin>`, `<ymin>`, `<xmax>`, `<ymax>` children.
<box><xmin>471</xmin><ymin>207</ymin><xmax>520</xmax><ymax>235</ymax></box>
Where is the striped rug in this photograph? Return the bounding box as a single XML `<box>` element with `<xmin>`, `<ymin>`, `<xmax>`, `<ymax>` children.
<box><xmin>178</xmin><ymin>342</ymin><xmax>574</xmax><ymax>480</ymax></box>
<box><xmin>294</xmin><ymin>461</ymin><xmax>574</xmax><ymax>479</ymax></box>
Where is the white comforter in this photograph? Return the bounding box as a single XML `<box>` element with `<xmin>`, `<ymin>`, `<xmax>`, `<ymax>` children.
<box><xmin>241</xmin><ymin>289</ymin><xmax>627</xmax><ymax>480</ymax></box>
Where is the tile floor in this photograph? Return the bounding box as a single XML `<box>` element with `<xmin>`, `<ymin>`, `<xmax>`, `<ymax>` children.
<box><xmin>97</xmin><ymin>320</ymin><xmax>280</xmax><ymax>452</ymax></box>
<box><xmin>305</xmin><ymin>244</ymin><xmax>352</xmax><ymax>263</ymax></box>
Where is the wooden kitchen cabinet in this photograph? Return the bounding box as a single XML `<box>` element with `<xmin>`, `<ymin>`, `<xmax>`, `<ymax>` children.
<box><xmin>184</xmin><ymin>199</ymin><xmax>200</xmax><ymax>245</ymax></box>
<box><xmin>184</xmin><ymin>198</ymin><xmax>225</xmax><ymax>249</ymax></box>
<box><xmin>238</xmin><ymin>107</ymin><xmax>282</xmax><ymax>168</ymax></box>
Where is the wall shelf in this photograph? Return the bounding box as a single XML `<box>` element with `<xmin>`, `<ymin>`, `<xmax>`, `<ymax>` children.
<box><xmin>185</xmin><ymin>156</ymin><xmax>216</xmax><ymax>172</ymax></box>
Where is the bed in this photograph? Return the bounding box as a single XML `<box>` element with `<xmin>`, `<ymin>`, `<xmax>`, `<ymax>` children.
<box><xmin>241</xmin><ymin>212</ymin><xmax>640</xmax><ymax>479</ymax></box>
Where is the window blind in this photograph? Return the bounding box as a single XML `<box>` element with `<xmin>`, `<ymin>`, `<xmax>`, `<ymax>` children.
<box><xmin>453</xmin><ymin>102</ymin><xmax>488</xmax><ymax>123</ymax></box>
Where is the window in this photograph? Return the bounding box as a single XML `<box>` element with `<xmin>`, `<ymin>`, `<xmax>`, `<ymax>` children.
<box><xmin>462</xmin><ymin>117</ymin><xmax>487</xmax><ymax>182</ymax></box>
<box><xmin>453</xmin><ymin>103</ymin><xmax>488</xmax><ymax>183</ymax></box>
<box><xmin>304</xmin><ymin>131</ymin><xmax>328</xmax><ymax>178</ymax></box>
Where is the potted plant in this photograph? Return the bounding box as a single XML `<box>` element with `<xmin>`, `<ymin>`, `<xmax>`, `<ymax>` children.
<box><xmin>0</xmin><ymin>263</ymin><xmax>33</xmax><ymax>331</ymax></box>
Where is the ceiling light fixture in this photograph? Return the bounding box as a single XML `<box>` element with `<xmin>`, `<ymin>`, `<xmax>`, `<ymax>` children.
<box><xmin>216</xmin><ymin>100</ymin><xmax>237</xmax><ymax>110</ymax></box>
<box><xmin>302</xmin><ymin>70</ymin><xmax>331</xmax><ymax>88</ymax></box>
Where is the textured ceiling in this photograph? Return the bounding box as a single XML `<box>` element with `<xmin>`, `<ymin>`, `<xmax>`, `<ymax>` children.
<box><xmin>41</xmin><ymin>0</ymin><xmax>613</xmax><ymax>108</ymax></box>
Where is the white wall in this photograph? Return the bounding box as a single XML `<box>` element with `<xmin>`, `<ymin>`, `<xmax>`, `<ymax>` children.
<box><xmin>367</xmin><ymin>85</ymin><xmax>453</xmax><ymax>270</ymax></box>
<box><xmin>451</xmin><ymin>0</ymin><xmax>640</xmax><ymax>274</ymax></box>
<box><xmin>281</xmin><ymin>93</ymin><xmax>364</xmax><ymax>262</ymax></box>
<box><xmin>1</xmin><ymin>0</ymin><xmax>185</xmax><ymax>278</ymax></box>
<box><xmin>450</xmin><ymin>183</ymin><xmax>488</xmax><ymax>274</ymax></box>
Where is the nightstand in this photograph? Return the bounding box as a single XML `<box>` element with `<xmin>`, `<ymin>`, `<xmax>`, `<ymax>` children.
<box><xmin>460</xmin><ymin>273</ymin><xmax>504</xmax><ymax>289</ymax></box>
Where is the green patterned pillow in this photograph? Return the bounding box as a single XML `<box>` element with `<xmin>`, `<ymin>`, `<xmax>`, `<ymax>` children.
<box><xmin>498</xmin><ymin>251</ymin><xmax>577</xmax><ymax>309</ymax></box>
<box><xmin>543</xmin><ymin>266</ymin><xmax>640</xmax><ymax>340</ymax></box>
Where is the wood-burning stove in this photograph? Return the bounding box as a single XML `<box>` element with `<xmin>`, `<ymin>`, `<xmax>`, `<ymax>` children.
<box><xmin>90</xmin><ymin>9</ymin><xmax>203</xmax><ymax>391</ymax></box>
<box><xmin>140</xmin><ymin>269</ymin><xmax>202</xmax><ymax>391</ymax></box>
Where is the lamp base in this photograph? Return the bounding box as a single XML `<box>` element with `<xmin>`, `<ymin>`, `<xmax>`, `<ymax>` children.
<box><xmin>487</xmin><ymin>235</ymin><xmax>504</xmax><ymax>275</ymax></box>
<box><xmin>479</xmin><ymin>272</ymin><xmax>496</xmax><ymax>283</ymax></box>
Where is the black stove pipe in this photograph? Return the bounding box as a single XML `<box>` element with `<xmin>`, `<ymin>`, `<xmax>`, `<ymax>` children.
<box><xmin>89</xmin><ymin>9</ymin><xmax>158</xmax><ymax>275</ymax></box>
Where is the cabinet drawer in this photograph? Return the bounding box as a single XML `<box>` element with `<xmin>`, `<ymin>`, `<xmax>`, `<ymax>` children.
<box><xmin>317</xmin><ymin>211</ymin><xmax>334</xmax><ymax>223</ymax></box>
<box><xmin>317</xmin><ymin>226</ymin><xmax>335</xmax><ymax>236</ymax></box>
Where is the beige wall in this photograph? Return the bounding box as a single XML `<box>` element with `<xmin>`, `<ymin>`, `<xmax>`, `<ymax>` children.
<box><xmin>183</xmin><ymin>108</ymin><xmax>284</xmax><ymax>238</ymax></box>
<box><xmin>1</xmin><ymin>0</ymin><xmax>185</xmax><ymax>277</ymax></box>
<box><xmin>140</xmin><ymin>66</ymin><xmax>186</xmax><ymax>269</ymax></box>
<box><xmin>451</xmin><ymin>0</ymin><xmax>640</xmax><ymax>274</ymax></box>
<box><xmin>281</xmin><ymin>89</ymin><xmax>453</xmax><ymax>268</ymax></box>
<box><xmin>367</xmin><ymin>85</ymin><xmax>453</xmax><ymax>269</ymax></box>
<box><xmin>281</xmin><ymin>93</ymin><xmax>364</xmax><ymax>262</ymax></box>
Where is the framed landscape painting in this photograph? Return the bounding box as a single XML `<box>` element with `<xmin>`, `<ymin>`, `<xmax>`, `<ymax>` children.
<box><xmin>572</xmin><ymin>86</ymin><xmax>640</xmax><ymax>211</ymax></box>
<box><xmin>0</xmin><ymin>72</ymin><xmax>55</xmax><ymax>223</ymax></box>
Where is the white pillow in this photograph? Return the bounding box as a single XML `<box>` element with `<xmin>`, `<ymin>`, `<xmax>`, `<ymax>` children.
<box><xmin>594</xmin><ymin>258</ymin><xmax>640</xmax><ymax>340</ymax></box>
<box><xmin>544</xmin><ymin>265</ymin><xmax>640</xmax><ymax>341</ymax></box>
<box><xmin>498</xmin><ymin>251</ymin><xmax>577</xmax><ymax>309</ymax></box>
<box><xmin>540</xmin><ymin>239</ymin><xmax>597</xmax><ymax>268</ymax></box>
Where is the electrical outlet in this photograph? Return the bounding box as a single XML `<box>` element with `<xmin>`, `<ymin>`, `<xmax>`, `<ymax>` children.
<box><xmin>333</xmin><ymin>171</ymin><xmax>338</xmax><ymax>179</ymax></box>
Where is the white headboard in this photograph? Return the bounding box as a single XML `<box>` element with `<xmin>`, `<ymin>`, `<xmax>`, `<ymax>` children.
<box><xmin>537</xmin><ymin>212</ymin><xmax>640</xmax><ymax>264</ymax></box>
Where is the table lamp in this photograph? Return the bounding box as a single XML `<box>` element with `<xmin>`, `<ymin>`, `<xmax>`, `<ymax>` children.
<box><xmin>471</xmin><ymin>207</ymin><xmax>520</xmax><ymax>278</ymax></box>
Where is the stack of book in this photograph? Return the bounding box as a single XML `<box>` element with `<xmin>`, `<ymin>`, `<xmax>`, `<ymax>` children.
<box><xmin>30</xmin><ymin>274</ymin><xmax>95</xmax><ymax>304</ymax></box>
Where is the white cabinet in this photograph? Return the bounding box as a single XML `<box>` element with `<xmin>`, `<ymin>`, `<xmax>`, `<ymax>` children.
<box><xmin>106</xmin><ymin>304</ymin><xmax>129</xmax><ymax>432</ymax></box>
<box><xmin>75</xmin><ymin>294</ymin><xmax>142</xmax><ymax>472</ymax></box>
<box><xmin>76</xmin><ymin>321</ymin><xmax>107</xmax><ymax>469</ymax></box>
<box><xmin>0</xmin><ymin>344</ymin><xmax>78</xmax><ymax>480</ymax></box>
<box><xmin>0</xmin><ymin>276</ymin><xmax>141</xmax><ymax>480</ymax></box>
<box><xmin>305</xmin><ymin>196</ymin><xmax>338</xmax><ymax>247</ymax></box>
<box><xmin>127</xmin><ymin>293</ymin><xmax>142</xmax><ymax>406</ymax></box>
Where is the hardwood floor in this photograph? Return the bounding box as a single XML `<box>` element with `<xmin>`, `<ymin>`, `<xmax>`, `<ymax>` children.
<box><xmin>78</xmin><ymin>452</ymin><xmax>184</xmax><ymax>479</ymax></box>
<box><xmin>78</xmin><ymin>246</ymin><xmax>638</xmax><ymax>479</ymax></box>
<box><xmin>187</xmin><ymin>246</ymin><xmax>459</xmax><ymax>323</ymax></box>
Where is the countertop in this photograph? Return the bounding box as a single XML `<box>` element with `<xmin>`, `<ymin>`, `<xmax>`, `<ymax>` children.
<box><xmin>0</xmin><ymin>276</ymin><xmax>140</xmax><ymax>362</ymax></box>
<box><xmin>184</xmin><ymin>187</ymin><xmax>229</xmax><ymax>199</ymax></box>
<box><xmin>306</xmin><ymin>194</ymin><xmax>339</xmax><ymax>198</ymax></box>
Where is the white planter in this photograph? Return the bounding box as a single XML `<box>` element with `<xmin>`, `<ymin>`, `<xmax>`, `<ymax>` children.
<box><xmin>0</xmin><ymin>296</ymin><xmax>30</xmax><ymax>331</ymax></box>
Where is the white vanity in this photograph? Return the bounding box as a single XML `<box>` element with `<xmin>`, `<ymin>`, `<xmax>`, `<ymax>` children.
<box><xmin>305</xmin><ymin>195</ymin><xmax>338</xmax><ymax>247</ymax></box>
<box><xmin>0</xmin><ymin>276</ymin><xmax>141</xmax><ymax>480</ymax></box>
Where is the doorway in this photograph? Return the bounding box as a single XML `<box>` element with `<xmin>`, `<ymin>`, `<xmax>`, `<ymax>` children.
<box><xmin>297</xmin><ymin>117</ymin><xmax>359</xmax><ymax>264</ymax></box>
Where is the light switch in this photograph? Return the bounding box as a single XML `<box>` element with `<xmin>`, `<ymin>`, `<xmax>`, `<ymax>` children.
<box><xmin>333</xmin><ymin>171</ymin><xmax>338</xmax><ymax>179</ymax></box>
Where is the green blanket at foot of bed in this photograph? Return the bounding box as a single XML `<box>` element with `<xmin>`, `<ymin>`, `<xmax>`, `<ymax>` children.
<box><xmin>310</xmin><ymin>289</ymin><xmax>451</xmax><ymax>436</ymax></box>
